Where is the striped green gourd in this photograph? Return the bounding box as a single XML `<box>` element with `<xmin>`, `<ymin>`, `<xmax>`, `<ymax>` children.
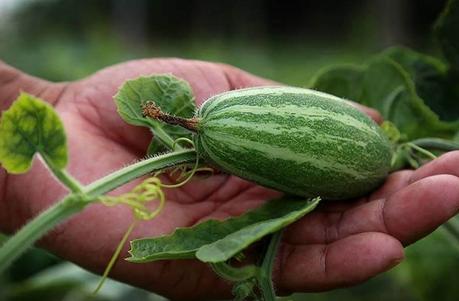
<box><xmin>144</xmin><ymin>86</ymin><xmax>393</xmax><ymax>200</ymax></box>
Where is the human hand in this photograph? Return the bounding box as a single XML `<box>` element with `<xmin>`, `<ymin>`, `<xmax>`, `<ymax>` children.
<box><xmin>0</xmin><ymin>59</ymin><xmax>458</xmax><ymax>300</ymax></box>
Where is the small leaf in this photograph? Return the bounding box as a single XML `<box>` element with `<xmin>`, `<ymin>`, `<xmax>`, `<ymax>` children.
<box><xmin>114</xmin><ymin>74</ymin><xmax>196</xmax><ymax>153</ymax></box>
<box><xmin>381</xmin><ymin>121</ymin><xmax>401</xmax><ymax>143</ymax></box>
<box><xmin>128</xmin><ymin>197</ymin><xmax>320</xmax><ymax>263</ymax></box>
<box><xmin>196</xmin><ymin>197</ymin><xmax>320</xmax><ymax>263</ymax></box>
<box><xmin>0</xmin><ymin>93</ymin><xmax>67</xmax><ymax>174</ymax></box>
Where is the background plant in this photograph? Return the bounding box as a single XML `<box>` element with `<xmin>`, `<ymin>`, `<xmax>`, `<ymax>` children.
<box><xmin>1</xmin><ymin>0</ymin><xmax>459</xmax><ymax>300</ymax></box>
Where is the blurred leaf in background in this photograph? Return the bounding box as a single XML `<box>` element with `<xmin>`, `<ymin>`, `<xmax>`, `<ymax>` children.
<box><xmin>1</xmin><ymin>1</ymin><xmax>459</xmax><ymax>301</ymax></box>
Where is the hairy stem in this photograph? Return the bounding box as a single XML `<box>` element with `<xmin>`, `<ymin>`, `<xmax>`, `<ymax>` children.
<box><xmin>42</xmin><ymin>154</ymin><xmax>84</xmax><ymax>193</ymax></box>
<box><xmin>84</xmin><ymin>149</ymin><xmax>196</xmax><ymax>198</ymax></box>
<box><xmin>0</xmin><ymin>195</ymin><xmax>85</xmax><ymax>273</ymax></box>
<box><xmin>0</xmin><ymin>150</ymin><xmax>197</xmax><ymax>273</ymax></box>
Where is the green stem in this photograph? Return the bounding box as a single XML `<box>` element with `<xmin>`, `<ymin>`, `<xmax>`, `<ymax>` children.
<box><xmin>0</xmin><ymin>150</ymin><xmax>197</xmax><ymax>273</ymax></box>
<box><xmin>442</xmin><ymin>220</ymin><xmax>459</xmax><ymax>251</ymax></box>
<box><xmin>42</xmin><ymin>154</ymin><xmax>84</xmax><ymax>193</ymax></box>
<box><xmin>210</xmin><ymin>262</ymin><xmax>259</xmax><ymax>282</ymax></box>
<box><xmin>84</xmin><ymin>149</ymin><xmax>196</xmax><ymax>198</ymax></box>
<box><xmin>150</xmin><ymin>125</ymin><xmax>182</xmax><ymax>151</ymax></box>
<box><xmin>0</xmin><ymin>195</ymin><xmax>85</xmax><ymax>273</ymax></box>
<box><xmin>383</xmin><ymin>85</ymin><xmax>404</xmax><ymax>121</ymax></box>
<box><xmin>93</xmin><ymin>221</ymin><xmax>137</xmax><ymax>295</ymax></box>
<box><xmin>411</xmin><ymin>138</ymin><xmax>459</xmax><ymax>152</ymax></box>
<box><xmin>405</xmin><ymin>143</ymin><xmax>437</xmax><ymax>160</ymax></box>
<box><xmin>258</xmin><ymin>230</ymin><xmax>283</xmax><ymax>301</ymax></box>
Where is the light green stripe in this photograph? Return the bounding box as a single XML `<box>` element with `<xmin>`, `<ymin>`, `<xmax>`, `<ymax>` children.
<box><xmin>199</xmin><ymin>135</ymin><xmax>299</xmax><ymax>193</ymax></box>
<box><xmin>200</xmin><ymin>86</ymin><xmax>343</xmax><ymax>117</ymax></box>
<box><xmin>204</xmin><ymin>131</ymin><xmax>372</xmax><ymax>180</ymax></box>
<box><xmin>207</xmin><ymin>104</ymin><xmax>376</xmax><ymax>136</ymax></box>
<box><xmin>205</xmin><ymin>117</ymin><xmax>369</xmax><ymax>147</ymax></box>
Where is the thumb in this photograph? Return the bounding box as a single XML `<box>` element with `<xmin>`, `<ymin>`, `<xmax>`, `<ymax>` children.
<box><xmin>0</xmin><ymin>61</ymin><xmax>67</xmax><ymax>110</ymax></box>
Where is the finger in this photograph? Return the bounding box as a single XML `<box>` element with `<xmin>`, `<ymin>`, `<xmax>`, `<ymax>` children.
<box><xmin>380</xmin><ymin>174</ymin><xmax>459</xmax><ymax>244</ymax></box>
<box><xmin>277</xmin><ymin>232</ymin><xmax>403</xmax><ymax>293</ymax></box>
<box><xmin>0</xmin><ymin>61</ymin><xmax>67</xmax><ymax>109</ymax></box>
<box><xmin>313</xmin><ymin>170</ymin><xmax>414</xmax><ymax>214</ymax></box>
<box><xmin>410</xmin><ymin>150</ymin><xmax>459</xmax><ymax>183</ymax></box>
<box><xmin>285</xmin><ymin>174</ymin><xmax>459</xmax><ymax>245</ymax></box>
<box><xmin>283</xmin><ymin>170</ymin><xmax>414</xmax><ymax>243</ymax></box>
<box><xmin>368</xmin><ymin>170</ymin><xmax>414</xmax><ymax>201</ymax></box>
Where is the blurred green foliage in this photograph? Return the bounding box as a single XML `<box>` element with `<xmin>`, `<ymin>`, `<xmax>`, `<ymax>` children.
<box><xmin>0</xmin><ymin>30</ymin><xmax>372</xmax><ymax>87</ymax></box>
<box><xmin>0</xmin><ymin>0</ymin><xmax>446</xmax><ymax>85</ymax></box>
<box><xmin>1</xmin><ymin>0</ymin><xmax>459</xmax><ymax>300</ymax></box>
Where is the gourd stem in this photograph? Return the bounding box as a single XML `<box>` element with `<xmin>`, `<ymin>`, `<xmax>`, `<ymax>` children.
<box><xmin>142</xmin><ymin>102</ymin><xmax>199</xmax><ymax>132</ymax></box>
<box><xmin>258</xmin><ymin>230</ymin><xmax>283</xmax><ymax>301</ymax></box>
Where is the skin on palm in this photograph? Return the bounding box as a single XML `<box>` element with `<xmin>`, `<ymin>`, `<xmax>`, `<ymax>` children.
<box><xmin>1</xmin><ymin>59</ymin><xmax>459</xmax><ymax>300</ymax></box>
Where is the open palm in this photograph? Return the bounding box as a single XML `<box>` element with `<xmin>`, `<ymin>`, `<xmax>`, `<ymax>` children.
<box><xmin>1</xmin><ymin>59</ymin><xmax>459</xmax><ymax>300</ymax></box>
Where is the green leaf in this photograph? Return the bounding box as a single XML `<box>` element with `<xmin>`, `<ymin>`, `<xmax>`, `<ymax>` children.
<box><xmin>435</xmin><ymin>0</ymin><xmax>459</xmax><ymax>72</ymax></box>
<box><xmin>196</xmin><ymin>198</ymin><xmax>319</xmax><ymax>263</ymax></box>
<box><xmin>311</xmin><ymin>56</ymin><xmax>459</xmax><ymax>140</ymax></box>
<box><xmin>114</xmin><ymin>74</ymin><xmax>196</xmax><ymax>154</ymax></box>
<box><xmin>309</xmin><ymin>64</ymin><xmax>364</xmax><ymax>101</ymax></box>
<box><xmin>0</xmin><ymin>93</ymin><xmax>67</xmax><ymax>174</ymax></box>
<box><xmin>128</xmin><ymin>197</ymin><xmax>320</xmax><ymax>263</ymax></box>
<box><xmin>382</xmin><ymin>47</ymin><xmax>459</xmax><ymax>122</ymax></box>
<box><xmin>382</xmin><ymin>46</ymin><xmax>447</xmax><ymax>76</ymax></box>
